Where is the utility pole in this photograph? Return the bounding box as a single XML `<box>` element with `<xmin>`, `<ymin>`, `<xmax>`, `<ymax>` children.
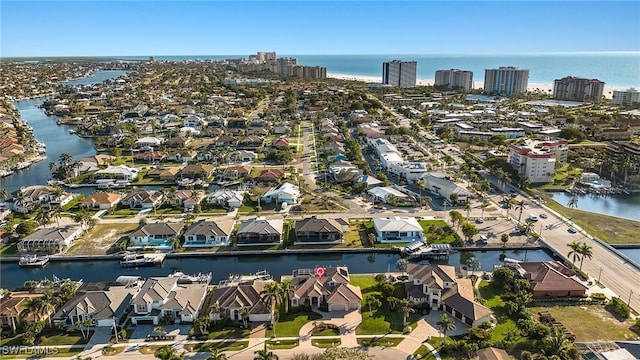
<box><xmin>628</xmin><ymin>289</ymin><xmax>634</xmax><ymax>307</ymax></box>
<box><xmin>113</xmin><ymin>317</ymin><xmax>119</xmax><ymax>343</ymax></box>
<box><xmin>597</xmin><ymin>267</ymin><xmax>603</xmax><ymax>284</ymax></box>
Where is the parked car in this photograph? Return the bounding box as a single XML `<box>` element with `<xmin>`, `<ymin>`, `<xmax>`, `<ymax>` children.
<box><xmin>539</xmin><ymin>213</ymin><xmax>548</xmax><ymax>219</ymax></box>
<box><xmin>568</xmin><ymin>227</ymin><xmax>577</xmax><ymax>234</ymax></box>
<box><xmin>475</xmin><ymin>218</ymin><xmax>484</xmax><ymax>224</ymax></box>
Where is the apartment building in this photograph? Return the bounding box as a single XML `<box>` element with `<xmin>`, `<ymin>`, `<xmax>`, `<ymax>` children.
<box><xmin>553</xmin><ymin>76</ymin><xmax>604</xmax><ymax>102</ymax></box>
<box><xmin>611</xmin><ymin>88</ymin><xmax>640</xmax><ymax>106</ymax></box>
<box><xmin>508</xmin><ymin>139</ymin><xmax>568</xmax><ymax>183</ymax></box>
<box><xmin>434</xmin><ymin>69</ymin><xmax>474</xmax><ymax>91</ymax></box>
<box><xmin>483</xmin><ymin>66</ymin><xmax>529</xmax><ymax>95</ymax></box>
<box><xmin>382</xmin><ymin>60</ymin><xmax>417</xmax><ymax>87</ymax></box>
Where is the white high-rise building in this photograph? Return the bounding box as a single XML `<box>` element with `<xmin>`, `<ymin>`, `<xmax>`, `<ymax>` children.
<box><xmin>612</xmin><ymin>88</ymin><xmax>640</xmax><ymax>106</ymax></box>
<box><xmin>508</xmin><ymin>139</ymin><xmax>568</xmax><ymax>183</ymax></box>
<box><xmin>434</xmin><ymin>69</ymin><xmax>474</xmax><ymax>91</ymax></box>
<box><xmin>382</xmin><ymin>60</ymin><xmax>417</xmax><ymax>87</ymax></box>
<box><xmin>483</xmin><ymin>66</ymin><xmax>529</xmax><ymax>95</ymax></box>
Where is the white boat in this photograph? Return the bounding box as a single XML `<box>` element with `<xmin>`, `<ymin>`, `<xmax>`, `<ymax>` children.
<box><xmin>69</xmin><ymin>129</ymin><xmax>76</xmax><ymax>134</ymax></box>
<box><xmin>19</xmin><ymin>254</ymin><xmax>50</xmax><ymax>268</ymax></box>
<box><xmin>406</xmin><ymin>244</ymin><xmax>453</xmax><ymax>259</ymax></box>
<box><xmin>169</xmin><ymin>271</ymin><xmax>212</xmax><ymax>284</ymax></box>
<box><xmin>119</xmin><ymin>252</ymin><xmax>162</xmax><ymax>268</ymax></box>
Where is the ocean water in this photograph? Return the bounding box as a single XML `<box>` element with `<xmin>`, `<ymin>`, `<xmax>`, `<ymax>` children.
<box><xmin>119</xmin><ymin>53</ymin><xmax>640</xmax><ymax>88</ymax></box>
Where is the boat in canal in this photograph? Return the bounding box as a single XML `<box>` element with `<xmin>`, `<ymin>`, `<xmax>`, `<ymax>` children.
<box><xmin>19</xmin><ymin>254</ymin><xmax>50</xmax><ymax>268</ymax></box>
<box><xmin>119</xmin><ymin>252</ymin><xmax>165</xmax><ymax>268</ymax></box>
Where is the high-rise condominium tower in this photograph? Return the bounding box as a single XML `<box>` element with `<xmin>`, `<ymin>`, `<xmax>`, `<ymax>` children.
<box><xmin>382</xmin><ymin>60</ymin><xmax>417</xmax><ymax>87</ymax></box>
<box><xmin>483</xmin><ymin>66</ymin><xmax>529</xmax><ymax>95</ymax></box>
<box><xmin>434</xmin><ymin>69</ymin><xmax>474</xmax><ymax>91</ymax></box>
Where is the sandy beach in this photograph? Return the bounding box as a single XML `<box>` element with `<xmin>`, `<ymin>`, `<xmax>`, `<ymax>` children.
<box><xmin>327</xmin><ymin>73</ymin><xmax>626</xmax><ymax>99</ymax></box>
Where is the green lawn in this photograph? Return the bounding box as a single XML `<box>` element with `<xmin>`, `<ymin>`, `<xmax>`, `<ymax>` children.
<box><xmin>267</xmin><ymin>339</ymin><xmax>299</xmax><ymax>349</ymax></box>
<box><xmin>478</xmin><ymin>281</ymin><xmax>518</xmax><ymax>343</ymax></box>
<box><xmin>0</xmin><ymin>243</ymin><xmax>17</xmax><ymax>256</ymax></box>
<box><xmin>419</xmin><ymin>220</ymin><xmax>460</xmax><ymax>245</ymax></box>
<box><xmin>312</xmin><ymin>338</ymin><xmax>341</xmax><ymax>348</ymax></box>
<box><xmin>266</xmin><ymin>311</ymin><xmax>322</xmax><ymax>337</ymax></box>
<box><xmin>0</xmin><ymin>347</ymin><xmax>84</xmax><ymax>359</ymax></box>
<box><xmin>206</xmin><ymin>326</ymin><xmax>250</xmax><ymax>340</ymax></box>
<box><xmin>357</xmin><ymin>336</ymin><xmax>403</xmax><ymax>347</ymax></box>
<box><xmin>37</xmin><ymin>329</ymin><xmax>90</xmax><ymax>346</ymax></box>
<box><xmin>352</xmin><ymin>275</ymin><xmax>421</xmax><ymax>335</ymax></box>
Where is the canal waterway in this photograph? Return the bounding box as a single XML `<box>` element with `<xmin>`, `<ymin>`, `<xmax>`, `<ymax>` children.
<box><xmin>550</xmin><ymin>191</ymin><xmax>640</xmax><ymax>222</ymax></box>
<box><xmin>1</xmin><ymin>70</ymin><xmax>129</xmax><ymax>193</ymax></box>
<box><xmin>0</xmin><ymin>249</ymin><xmax>556</xmax><ymax>290</ymax></box>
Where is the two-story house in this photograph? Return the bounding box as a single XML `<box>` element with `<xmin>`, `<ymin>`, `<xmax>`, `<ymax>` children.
<box><xmin>130</xmin><ymin>276</ymin><xmax>209</xmax><ymax>325</ymax></box>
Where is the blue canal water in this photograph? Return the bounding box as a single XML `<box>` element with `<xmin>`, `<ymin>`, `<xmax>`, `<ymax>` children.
<box><xmin>550</xmin><ymin>192</ymin><xmax>640</xmax><ymax>222</ymax></box>
<box><xmin>0</xmin><ymin>250</ymin><xmax>556</xmax><ymax>290</ymax></box>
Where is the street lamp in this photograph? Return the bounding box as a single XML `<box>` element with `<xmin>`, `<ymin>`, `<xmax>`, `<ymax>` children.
<box><xmin>628</xmin><ymin>289</ymin><xmax>634</xmax><ymax>307</ymax></box>
<box><xmin>113</xmin><ymin>317</ymin><xmax>119</xmax><ymax>343</ymax></box>
<box><xmin>597</xmin><ymin>267</ymin><xmax>603</xmax><ymax>284</ymax></box>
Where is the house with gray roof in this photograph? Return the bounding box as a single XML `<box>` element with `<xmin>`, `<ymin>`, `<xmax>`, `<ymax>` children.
<box><xmin>130</xmin><ymin>276</ymin><xmax>209</xmax><ymax>325</ymax></box>
<box><xmin>208</xmin><ymin>189</ymin><xmax>244</xmax><ymax>209</ymax></box>
<box><xmin>18</xmin><ymin>226</ymin><xmax>84</xmax><ymax>253</ymax></box>
<box><xmin>183</xmin><ymin>220</ymin><xmax>235</xmax><ymax>247</ymax></box>
<box><xmin>127</xmin><ymin>222</ymin><xmax>184</xmax><ymax>251</ymax></box>
<box><xmin>53</xmin><ymin>283</ymin><xmax>137</xmax><ymax>327</ymax></box>
<box><xmin>236</xmin><ymin>217</ymin><xmax>283</xmax><ymax>246</ymax></box>
<box><xmin>209</xmin><ymin>280</ymin><xmax>273</xmax><ymax>323</ymax></box>
<box><xmin>294</xmin><ymin>216</ymin><xmax>344</xmax><ymax>244</ymax></box>
<box><xmin>373</xmin><ymin>216</ymin><xmax>424</xmax><ymax>243</ymax></box>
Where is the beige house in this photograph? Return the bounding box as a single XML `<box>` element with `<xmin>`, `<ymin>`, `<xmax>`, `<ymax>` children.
<box><xmin>0</xmin><ymin>292</ymin><xmax>46</xmax><ymax>334</ymax></box>
<box><xmin>81</xmin><ymin>192</ymin><xmax>123</xmax><ymax>210</ymax></box>
<box><xmin>209</xmin><ymin>280</ymin><xmax>273</xmax><ymax>323</ymax></box>
<box><xmin>405</xmin><ymin>263</ymin><xmax>494</xmax><ymax>327</ymax></box>
<box><xmin>289</xmin><ymin>266</ymin><xmax>362</xmax><ymax>312</ymax></box>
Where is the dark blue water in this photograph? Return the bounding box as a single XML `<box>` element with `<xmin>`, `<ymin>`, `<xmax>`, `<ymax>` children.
<box><xmin>0</xmin><ymin>70</ymin><xmax>128</xmax><ymax>193</ymax></box>
<box><xmin>550</xmin><ymin>192</ymin><xmax>640</xmax><ymax>222</ymax></box>
<box><xmin>118</xmin><ymin>53</ymin><xmax>640</xmax><ymax>87</ymax></box>
<box><xmin>0</xmin><ymin>250</ymin><xmax>556</xmax><ymax>290</ymax></box>
<box><xmin>623</xmin><ymin>248</ymin><xmax>640</xmax><ymax>265</ymax></box>
<box><xmin>0</xmin><ymin>100</ymin><xmax>97</xmax><ymax>193</ymax></box>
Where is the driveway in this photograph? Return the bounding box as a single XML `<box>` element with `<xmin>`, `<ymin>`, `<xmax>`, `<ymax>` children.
<box><xmin>130</xmin><ymin>324</ymin><xmax>191</xmax><ymax>341</ymax></box>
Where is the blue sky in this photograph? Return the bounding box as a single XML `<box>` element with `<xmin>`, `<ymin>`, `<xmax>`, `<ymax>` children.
<box><xmin>1</xmin><ymin>1</ymin><xmax>639</xmax><ymax>57</ymax></box>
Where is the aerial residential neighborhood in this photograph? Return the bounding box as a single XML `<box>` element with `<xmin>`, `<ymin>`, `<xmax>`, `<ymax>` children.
<box><xmin>1</xmin><ymin>2</ymin><xmax>640</xmax><ymax>358</ymax></box>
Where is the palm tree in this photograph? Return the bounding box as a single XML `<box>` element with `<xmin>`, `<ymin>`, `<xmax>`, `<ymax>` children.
<box><xmin>210</xmin><ymin>302</ymin><xmax>220</xmax><ymax>325</ymax></box>
<box><xmin>515</xmin><ymin>200</ymin><xmax>526</xmax><ymax>223</ymax></box>
<box><xmin>578</xmin><ymin>242</ymin><xmax>593</xmax><ymax>271</ymax></box>
<box><xmin>0</xmin><ymin>188</ymin><xmax>8</xmax><ymax>201</ymax></box>
<box><xmin>154</xmin><ymin>345</ymin><xmax>184</xmax><ymax>360</ymax></box>
<box><xmin>253</xmin><ymin>344</ymin><xmax>278</xmax><ymax>360</ymax></box>
<box><xmin>400</xmin><ymin>299</ymin><xmax>414</xmax><ymax>326</ymax></box>
<box><xmin>504</xmin><ymin>200</ymin><xmax>513</xmax><ymax>218</ymax></box>
<box><xmin>34</xmin><ymin>207</ymin><xmax>52</xmax><ymax>227</ymax></box>
<box><xmin>501</xmin><ymin>233</ymin><xmax>509</xmax><ymax>248</ymax></box>
<box><xmin>50</xmin><ymin>206</ymin><xmax>63</xmax><ymax>228</ymax></box>
<box><xmin>207</xmin><ymin>347</ymin><xmax>227</xmax><ymax>360</ymax></box>
<box><xmin>464</xmin><ymin>202</ymin><xmax>472</xmax><ymax>221</ymax></box>
<box><xmin>436</xmin><ymin>313</ymin><xmax>456</xmax><ymax>345</ymax></box>
<box><xmin>239</xmin><ymin>307</ymin><xmax>250</xmax><ymax>328</ymax></box>
<box><xmin>416</xmin><ymin>179</ymin><xmax>424</xmax><ymax>206</ymax></box>
<box><xmin>260</xmin><ymin>282</ymin><xmax>282</xmax><ymax>336</ymax></box>
<box><xmin>567</xmin><ymin>241</ymin><xmax>582</xmax><ymax>268</ymax></box>
<box><xmin>30</xmin><ymin>290</ymin><xmax>61</xmax><ymax>328</ymax></box>
<box><xmin>480</xmin><ymin>200</ymin><xmax>489</xmax><ymax>219</ymax></box>
<box><xmin>194</xmin><ymin>316</ymin><xmax>211</xmax><ymax>336</ymax></box>
<box><xmin>279</xmin><ymin>281</ymin><xmax>291</xmax><ymax>314</ymax></box>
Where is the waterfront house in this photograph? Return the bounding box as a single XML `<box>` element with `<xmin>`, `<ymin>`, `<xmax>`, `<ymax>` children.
<box><xmin>127</xmin><ymin>222</ymin><xmax>184</xmax><ymax>251</ymax></box>
<box><xmin>289</xmin><ymin>267</ymin><xmax>362</xmax><ymax>311</ymax></box>
<box><xmin>10</xmin><ymin>185</ymin><xmax>67</xmax><ymax>213</ymax></box>
<box><xmin>236</xmin><ymin>217</ymin><xmax>283</xmax><ymax>246</ymax></box>
<box><xmin>53</xmin><ymin>283</ymin><xmax>137</xmax><ymax>327</ymax></box>
<box><xmin>0</xmin><ymin>292</ymin><xmax>46</xmax><ymax>334</ymax></box>
<box><xmin>18</xmin><ymin>225</ymin><xmax>84</xmax><ymax>253</ymax></box>
<box><xmin>208</xmin><ymin>189</ymin><xmax>244</xmax><ymax>209</ymax></box>
<box><xmin>221</xmin><ymin>165</ymin><xmax>252</xmax><ymax>180</ymax></box>
<box><xmin>120</xmin><ymin>190</ymin><xmax>163</xmax><ymax>210</ymax></box>
<box><xmin>183</xmin><ymin>219</ymin><xmax>235</xmax><ymax>247</ymax></box>
<box><xmin>130</xmin><ymin>276</ymin><xmax>209</xmax><ymax>325</ymax></box>
<box><xmin>372</xmin><ymin>216</ymin><xmax>424</xmax><ymax>243</ymax></box>
<box><xmin>209</xmin><ymin>279</ymin><xmax>273</xmax><ymax>323</ymax></box>
<box><xmin>294</xmin><ymin>216</ymin><xmax>344</xmax><ymax>244</ymax></box>
<box><xmin>180</xmin><ymin>164</ymin><xmax>215</xmax><ymax>179</ymax></box>
<box><xmin>405</xmin><ymin>263</ymin><xmax>494</xmax><ymax>327</ymax></box>
<box><xmin>94</xmin><ymin>165</ymin><xmax>139</xmax><ymax>181</ymax></box>
<box><xmin>146</xmin><ymin>167</ymin><xmax>181</xmax><ymax>181</ymax></box>
<box><xmin>262</xmin><ymin>182</ymin><xmax>300</xmax><ymax>205</ymax></box>
<box><xmin>257</xmin><ymin>168</ymin><xmax>285</xmax><ymax>183</ymax></box>
<box><xmin>81</xmin><ymin>192</ymin><xmax>123</xmax><ymax>210</ymax></box>
<box><xmin>517</xmin><ymin>261</ymin><xmax>588</xmax><ymax>297</ymax></box>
